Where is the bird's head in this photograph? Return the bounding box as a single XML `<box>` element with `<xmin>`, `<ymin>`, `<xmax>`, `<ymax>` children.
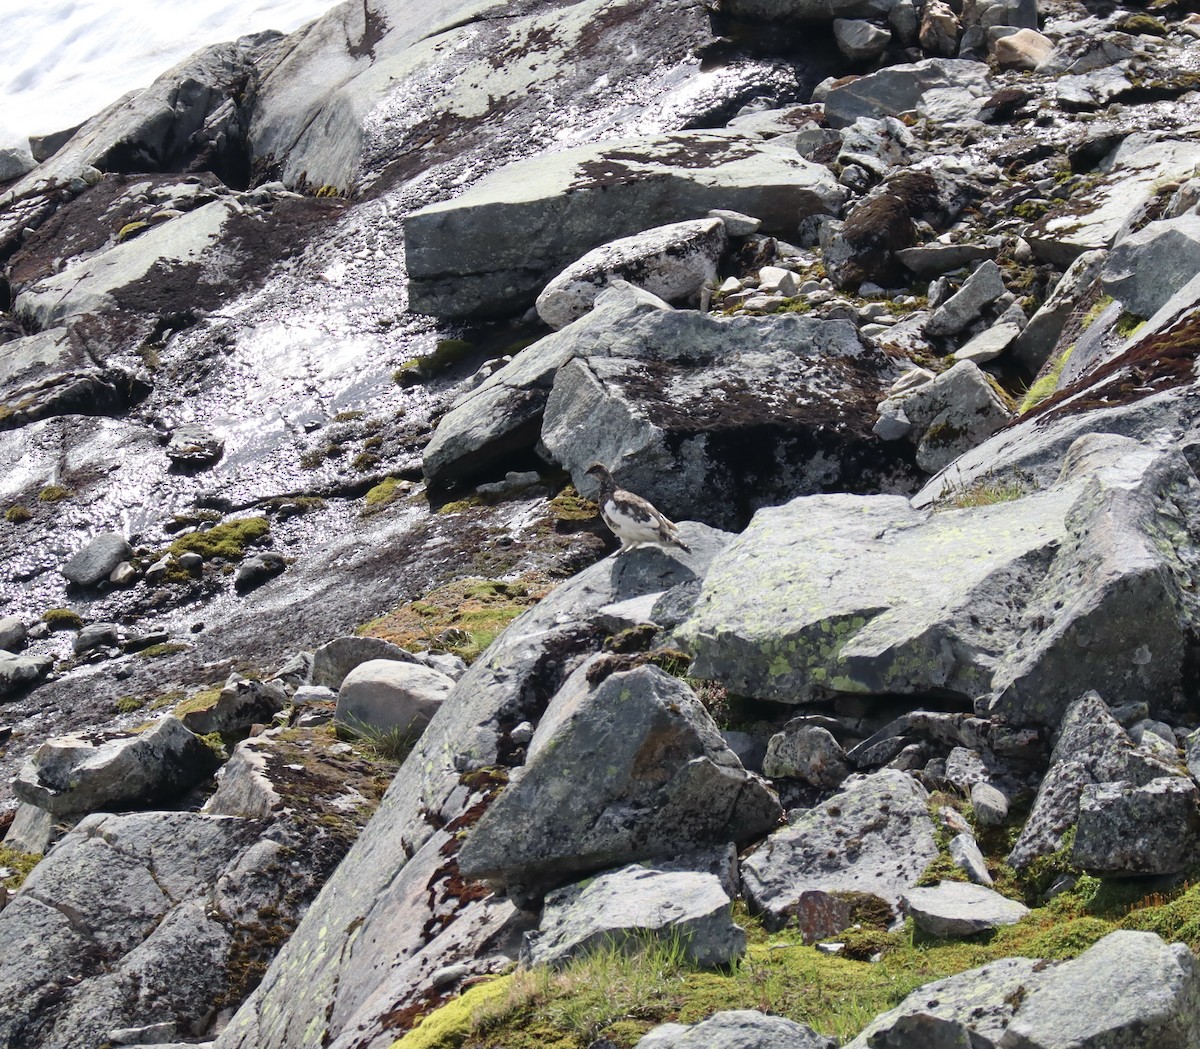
<box><xmin>585</xmin><ymin>462</ymin><xmax>611</xmax><ymax>483</ymax></box>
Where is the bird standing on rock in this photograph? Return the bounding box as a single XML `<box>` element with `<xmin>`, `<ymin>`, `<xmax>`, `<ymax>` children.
<box><xmin>584</xmin><ymin>463</ymin><xmax>691</xmax><ymax>553</ymax></box>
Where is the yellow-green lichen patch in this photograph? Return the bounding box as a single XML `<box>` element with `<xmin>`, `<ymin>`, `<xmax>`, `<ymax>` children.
<box><xmin>168</xmin><ymin>516</ymin><xmax>270</xmax><ymax>562</ymax></box>
<box><xmin>37</xmin><ymin>485</ymin><xmax>73</xmax><ymax>503</ymax></box>
<box><xmin>547</xmin><ymin>485</ymin><xmax>599</xmax><ymax>523</ymax></box>
<box><xmin>391</xmin><ymin>976</ymin><xmax>515</xmax><ymax>1049</ymax></box>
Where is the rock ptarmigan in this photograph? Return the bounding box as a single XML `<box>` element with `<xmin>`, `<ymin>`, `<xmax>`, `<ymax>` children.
<box><xmin>585</xmin><ymin>463</ymin><xmax>691</xmax><ymax>553</ymax></box>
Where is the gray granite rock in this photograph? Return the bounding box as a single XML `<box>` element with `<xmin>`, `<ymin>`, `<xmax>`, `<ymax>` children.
<box><xmin>902</xmin><ymin>881</ymin><xmax>1029</xmax><ymax>937</ymax></box>
<box><xmin>61</xmin><ymin>532</ymin><xmax>133</xmax><ymax>588</ymax></box>
<box><xmin>179</xmin><ymin>675</ymin><xmax>288</xmax><ymax>737</ymax></box>
<box><xmin>823</xmin><ymin>58</ymin><xmax>990</xmax><ymax>128</ymax></box>
<box><xmin>334</xmin><ymin>659</ymin><xmax>455</xmax><ymax>738</ymax></box>
<box><xmin>741</xmin><ymin>770</ymin><xmax>938</xmax><ymax>934</ymax></box>
<box><xmin>458</xmin><ymin>665</ymin><xmax>780</xmax><ymax>902</ymax></box>
<box><xmin>522</xmin><ymin>864</ymin><xmax>745</xmax><ymax>969</ymax></box>
<box><xmin>1071</xmin><ymin>777</ymin><xmax>1200</xmax><ymax>876</ymax></box>
<box><xmin>762</xmin><ymin>724</ymin><xmax>851</xmax><ymax>788</ymax></box>
<box><xmin>924</xmin><ymin>260</ymin><xmax>1007</xmax><ymax>337</ymax></box>
<box><xmin>636</xmin><ymin>1010</ymin><xmax>836</xmax><ymax>1049</ymax></box>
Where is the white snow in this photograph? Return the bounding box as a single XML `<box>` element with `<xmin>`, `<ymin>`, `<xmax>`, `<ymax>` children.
<box><xmin>0</xmin><ymin>0</ymin><xmax>340</xmax><ymax>145</ymax></box>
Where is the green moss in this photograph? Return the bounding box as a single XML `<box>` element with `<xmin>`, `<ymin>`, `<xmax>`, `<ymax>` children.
<box><xmin>353</xmin><ymin>451</ymin><xmax>382</xmax><ymax>472</ymax></box>
<box><xmin>117</xmin><ymin>220</ymin><xmax>151</xmax><ymax>242</ymax></box>
<box><xmin>4</xmin><ymin>505</ymin><xmax>31</xmax><ymax>524</ymax></box>
<box><xmin>358</xmin><ymin>576</ymin><xmax>547</xmax><ymax>664</ymax></box>
<box><xmin>393</xmin><ymin>976</ymin><xmax>516</xmax><ymax>1049</ymax></box>
<box><xmin>333</xmin><ymin>410</ymin><xmax>365</xmax><ymax>422</ymax></box>
<box><xmin>114</xmin><ymin>695</ymin><xmax>144</xmax><ymax>714</ymax></box>
<box><xmin>0</xmin><ymin>846</ymin><xmax>41</xmax><ymax>891</ymax></box>
<box><xmin>1114</xmin><ymin>12</ymin><xmax>1167</xmax><ymax>35</ymax></box>
<box><xmin>1081</xmin><ymin>294</ymin><xmax>1115</xmax><ymax>331</ymax></box>
<box><xmin>136</xmin><ymin>642</ymin><xmax>190</xmax><ymax>659</ymax></box>
<box><xmin>1115</xmin><ymin>311</ymin><xmax>1147</xmax><ymax>339</ymax></box>
<box><xmin>1019</xmin><ymin>346</ymin><xmax>1073</xmax><ymax>413</ymax></box>
<box><xmin>365</xmin><ymin>477</ymin><xmax>405</xmax><ymax>508</ymax></box>
<box><xmin>396</xmin><ymin>339</ymin><xmax>475</xmax><ymax>386</ymax></box>
<box><xmin>1014</xmin><ymin>199</ymin><xmax>1051</xmax><ymax>221</ymax></box>
<box><xmin>922</xmin><ymin>421</ymin><xmax>965</xmax><ymax>447</ymax></box>
<box><xmin>43</xmin><ymin>608</ymin><xmax>83</xmax><ymax>630</ymax></box>
<box><xmin>37</xmin><ymin>485</ymin><xmax>72</xmax><ymax>503</ymax></box>
<box><xmin>313</xmin><ymin>185</ymin><xmax>342</xmax><ymax>198</ymax></box>
<box><xmin>548</xmin><ymin>486</ymin><xmax>598</xmax><ymax>523</ymax></box>
<box><xmin>168</xmin><ymin>516</ymin><xmax>269</xmax><ymax>562</ymax></box>
<box><xmin>170</xmin><ymin>687</ymin><xmax>222</xmax><ymax>717</ymax></box>
<box><xmin>438</xmin><ymin>496</ymin><xmax>484</xmax><ymax>515</ymax></box>
<box><xmin>199</xmin><ymin>731</ymin><xmax>228</xmax><ymax>759</ymax></box>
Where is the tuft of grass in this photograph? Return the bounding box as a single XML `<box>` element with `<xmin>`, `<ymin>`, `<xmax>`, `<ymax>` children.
<box><xmin>336</xmin><ymin>718</ymin><xmax>419</xmax><ymax>764</ymax></box>
<box><xmin>4</xmin><ymin>505</ymin><xmax>31</xmax><ymax>524</ymax></box>
<box><xmin>1020</xmin><ymin>346</ymin><xmax>1073</xmax><ymax>413</ymax></box>
<box><xmin>358</xmin><ymin>576</ymin><xmax>549</xmax><ymax>664</ymax></box>
<box><xmin>37</xmin><ymin>485</ymin><xmax>73</xmax><ymax>503</ymax></box>
<box><xmin>939</xmin><ymin>474</ymin><xmax>1028</xmax><ymax>510</ymax></box>
<box><xmin>168</xmin><ymin>517</ymin><xmax>269</xmax><ymax>562</ymax></box>
<box><xmin>114</xmin><ymin>695</ymin><xmax>144</xmax><ymax>714</ymax></box>
<box><xmin>43</xmin><ymin>608</ymin><xmax>83</xmax><ymax>630</ymax></box>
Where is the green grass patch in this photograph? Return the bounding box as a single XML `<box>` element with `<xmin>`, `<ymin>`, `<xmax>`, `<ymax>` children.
<box><xmin>168</xmin><ymin>517</ymin><xmax>269</xmax><ymax>562</ymax></box>
<box><xmin>358</xmin><ymin>576</ymin><xmax>550</xmax><ymax>664</ymax></box>
<box><xmin>114</xmin><ymin>695</ymin><xmax>144</xmax><ymax>714</ymax></box>
<box><xmin>335</xmin><ymin>718</ymin><xmax>419</xmax><ymax>764</ymax></box>
<box><xmin>364</xmin><ymin>477</ymin><xmax>408</xmax><ymax>511</ymax></box>
<box><xmin>43</xmin><ymin>608</ymin><xmax>83</xmax><ymax>630</ymax></box>
<box><xmin>939</xmin><ymin>475</ymin><xmax>1028</xmax><ymax>510</ymax></box>
<box><xmin>136</xmin><ymin>642</ymin><xmax>190</xmax><ymax>659</ymax></box>
<box><xmin>1115</xmin><ymin>311</ymin><xmax>1147</xmax><ymax>339</ymax></box>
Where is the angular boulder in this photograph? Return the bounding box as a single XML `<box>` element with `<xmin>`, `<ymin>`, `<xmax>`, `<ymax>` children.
<box><xmin>762</xmin><ymin>724</ymin><xmax>851</xmax><ymax>788</ymax></box>
<box><xmin>823</xmin><ymin>59</ymin><xmax>991</xmax><ymax>128</ymax></box>
<box><xmin>457</xmin><ymin>665</ymin><xmax>781</xmax><ymax>901</ymax></box>
<box><xmin>334</xmin><ymin>658</ymin><xmax>455</xmax><ymax>737</ymax></box>
<box><xmin>0</xmin><ymin>652</ymin><xmax>53</xmax><ymax>698</ymax></box>
<box><xmin>1008</xmin><ymin>692</ymin><xmax>1185</xmax><ymax>870</ymax></box>
<box><xmin>1102</xmin><ymin>214</ymin><xmax>1200</xmax><ymax>320</ymax></box>
<box><xmin>846</xmin><ymin>956</ymin><xmax>1042</xmax><ymax>1048</ymax></box>
<box><xmin>13</xmin><ymin>717</ymin><xmax>220</xmax><ymax>816</ymax></box>
<box><xmin>536</xmin><ymin>218</ymin><xmax>728</xmax><ymax>329</ymax></box>
<box><xmin>924</xmin><ymin>259</ymin><xmax>1007</xmax><ymax>337</ymax></box>
<box><xmin>1002</xmin><ymin>931</ymin><xmax>1200</xmax><ymax>1049</ymax></box>
<box><xmin>902</xmin><ymin>881</ymin><xmax>1029</xmax><ymax>938</ymax></box>
<box><xmin>522</xmin><ymin>864</ymin><xmax>745</xmax><ymax>969</ymax></box>
<box><xmin>741</xmin><ymin>770</ymin><xmax>938</xmax><ymax>934</ymax></box>
<box><xmin>309</xmin><ymin>635</ymin><xmax>463</xmax><ymax>688</ymax></box>
<box><xmin>179</xmin><ymin>675</ymin><xmax>289</xmax><ymax>736</ymax></box>
<box><xmin>1071</xmin><ymin>777</ymin><xmax>1200</xmax><ymax>876</ymax></box>
<box><xmin>681</xmin><ymin>436</ymin><xmax>1200</xmax><ymax>726</ymax></box>
<box><xmin>405</xmin><ymin>129</ymin><xmax>845</xmax><ymax>317</ymax></box>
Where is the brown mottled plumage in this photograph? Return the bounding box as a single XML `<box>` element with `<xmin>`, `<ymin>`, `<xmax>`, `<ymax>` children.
<box><xmin>585</xmin><ymin>463</ymin><xmax>691</xmax><ymax>553</ymax></box>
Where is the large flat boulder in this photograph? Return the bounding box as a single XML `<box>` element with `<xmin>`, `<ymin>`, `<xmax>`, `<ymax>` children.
<box><xmin>638</xmin><ymin>1011</ymin><xmax>836</xmax><ymax>1049</ymax></box>
<box><xmin>458</xmin><ymin>665</ymin><xmax>781</xmax><ymax>902</ymax></box>
<box><xmin>1102</xmin><ymin>213</ymin><xmax>1200</xmax><ymax>319</ymax></box>
<box><xmin>741</xmin><ymin>770</ymin><xmax>938</xmax><ymax>934</ymax></box>
<box><xmin>902</xmin><ymin>881</ymin><xmax>1029</xmax><ymax>938</ymax></box>
<box><xmin>681</xmin><ymin>435</ymin><xmax>1200</xmax><ymax>726</ymax></box>
<box><xmin>405</xmin><ymin>129</ymin><xmax>845</xmax><ymax>317</ymax></box>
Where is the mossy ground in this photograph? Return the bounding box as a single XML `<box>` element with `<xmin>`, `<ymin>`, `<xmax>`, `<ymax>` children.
<box><xmin>43</xmin><ymin>608</ymin><xmax>83</xmax><ymax>630</ymax></box>
<box><xmin>358</xmin><ymin>576</ymin><xmax>552</xmax><ymax>663</ymax></box>
<box><xmin>391</xmin><ymin>792</ymin><xmax>1200</xmax><ymax>1049</ymax></box>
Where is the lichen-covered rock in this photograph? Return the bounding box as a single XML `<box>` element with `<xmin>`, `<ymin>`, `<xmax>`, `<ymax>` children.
<box><xmin>762</xmin><ymin>724</ymin><xmax>851</xmax><ymax>788</ymax></box>
<box><xmin>179</xmin><ymin>675</ymin><xmax>288</xmax><ymax>736</ymax></box>
<box><xmin>1071</xmin><ymin>777</ymin><xmax>1200</xmax><ymax>876</ymax></box>
<box><xmin>522</xmin><ymin>864</ymin><xmax>745</xmax><ymax>969</ymax></box>
<box><xmin>405</xmin><ymin>129</ymin><xmax>845</xmax><ymax>317</ymax></box>
<box><xmin>458</xmin><ymin>665</ymin><xmax>780</xmax><ymax>901</ymax></box>
<box><xmin>901</xmin><ymin>881</ymin><xmax>1029</xmax><ymax>938</ymax></box>
<box><xmin>13</xmin><ymin>717</ymin><xmax>220</xmax><ymax>817</ymax></box>
<box><xmin>682</xmin><ymin>435</ymin><xmax>1200</xmax><ymax>727</ymax></box>
<box><xmin>823</xmin><ymin>58</ymin><xmax>990</xmax><ymax>128</ymax></box>
<box><xmin>1002</xmin><ymin>931</ymin><xmax>1200</xmax><ymax>1049</ymax></box>
<box><xmin>741</xmin><ymin>770</ymin><xmax>938</xmax><ymax>934</ymax></box>
<box><xmin>845</xmin><ymin>956</ymin><xmax>1042</xmax><ymax>1048</ymax></box>
<box><xmin>536</xmin><ymin>219</ymin><xmax>728</xmax><ymax>329</ymax></box>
